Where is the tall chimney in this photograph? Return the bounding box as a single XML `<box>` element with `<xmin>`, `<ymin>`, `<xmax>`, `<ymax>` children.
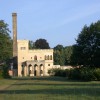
<box><xmin>12</xmin><ymin>13</ymin><xmax>17</xmax><ymax>57</ymax></box>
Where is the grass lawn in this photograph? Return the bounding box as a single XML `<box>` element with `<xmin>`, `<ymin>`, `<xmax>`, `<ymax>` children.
<box><xmin>0</xmin><ymin>76</ymin><xmax>100</xmax><ymax>100</ymax></box>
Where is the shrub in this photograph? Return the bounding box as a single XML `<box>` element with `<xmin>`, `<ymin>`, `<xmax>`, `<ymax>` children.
<box><xmin>48</xmin><ymin>67</ymin><xmax>100</xmax><ymax>81</ymax></box>
<box><xmin>94</xmin><ymin>68</ymin><xmax>100</xmax><ymax>81</ymax></box>
<box><xmin>69</xmin><ymin>67</ymin><xmax>100</xmax><ymax>81</ymax></box>
<box><xmin>80</xmin><ymin>68</ymin><xmax>96</xmax><ymax>81</ymax></box>
<box><xmin>48</xmin><ymin>68</ymin><xmax>66</xmax><ymax>77</ymax></box>
<box><xmin>1</xmin><ymin>64</ymin><xmax>11</xmax><ymax>78</ymax></box>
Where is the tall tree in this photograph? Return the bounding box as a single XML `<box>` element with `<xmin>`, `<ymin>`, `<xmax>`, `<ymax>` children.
<box><xmin>35</xmin><ymin>38</ymin><xmax>50</xmax><ymax>49</ymax></box>
<box><xmin>72</xmin><ymin>21</ymin><xmax>100</xmax><ymax>67</ymax></box>
<box><xmin>54</xmin><ymin>44</ymin><xmax>65</xmax><ymax>65</ymax></box>
<box><xmin>0</xmin><ymin>20</ymin><xmax>12</xmax><ymax>63</ymax></box>
<box><xmin>64</xmin><ymin>46</ymin><xmax>73</xmax><ymax>65</ymax></box>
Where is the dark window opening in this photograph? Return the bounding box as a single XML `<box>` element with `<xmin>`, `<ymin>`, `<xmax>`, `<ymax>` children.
<box><xmin>34</xmin><ymin>55</ymin><xmax>37</xmax><ymax>60</ymax></box>
<box><xmin>48</xmin><ymin>64</ymin><xmax>50</xmax><ymax>66</ymax></box>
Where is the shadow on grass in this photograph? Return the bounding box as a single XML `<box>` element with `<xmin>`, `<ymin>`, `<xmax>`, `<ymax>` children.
<box><xmin>0</xmin><ymin>88</ymin><xmax>100</xmax><ymax>97</ymax></box>
<box><xmin>1</xmin><ymin>77</ymin><xmax>100</xmax><ymax>98</ymax></box>
<box><xmin>11</xmin><ymin>76</ymin><xmax>68</xmax><ymax>82</ymax></box>
<box><xmin>10</xmin><ymin>76</ymin><xmax>100</xmax><ymax>87</ymax></box>
<box><xmin>12</xmin><ymin>82</ymin><xmax>100</xmax><ymax>87</ymax></box>
<box><xmin>11</xmin><ymin>76</ymin><xmax>96</xmax><ymax>82</ymax></box>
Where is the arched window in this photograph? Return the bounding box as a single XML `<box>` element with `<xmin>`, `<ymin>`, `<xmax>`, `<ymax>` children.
<box><xmin>45</xmin><ymin>55</ymin><xmax>47</xmax><ymax>60</ymax></box>
<box><xmin>50</xmin><ymin>55</ymin><xmax>52</xmax><ymax>60</ymax></box>
<box><xmin>48</xmin><ymin>55</ymin><xmax>49</xmax><ymax>60</ymax></box>
<box><xmin>34</xmin><ymin>55</ymin><xmax>37</xmax><ymax>60</ymax></box>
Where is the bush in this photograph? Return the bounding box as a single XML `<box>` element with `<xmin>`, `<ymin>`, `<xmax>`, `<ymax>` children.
<box><xmin>69</xmin><ymin>67</ymin><xmax>100</xmax><ymax>81</ymax></box>
<box><xmin>48</xmin><ymin>68</ymin><xmax>66</xmax><ymax>77</ymax></box>
<box><xmin>0</xmin><ymin>64</ymin><xmax>11</xmax><ymax>79</ymax></box>
<box><xmin>69</xmin><ymin>68</ymin><xmax>81</xmax><ymax>80</ymax></box>
<box><xmin>80</xmin><ymin>68</ymin><xmax>96</xmax><ymax>81</ymax></box>
<box><xmin>48</xmin><ymin>67</ymin><xmax>100</xmax><ymax>81</ymax></box>
<box><xmin>94</xmin><ymin>68</ymin><xmax>100</xmax><ymax>81</ymax></box>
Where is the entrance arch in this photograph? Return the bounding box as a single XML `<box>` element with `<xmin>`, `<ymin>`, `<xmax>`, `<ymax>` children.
<box><xmin>34</xmin><ymin>64</ymin><xmax>38</xmax><ymax>76</ymax></box>
<box><xmin>40</xmin><ymin>64</ymin><xmax>43</xmax><ymax>76</ymax></box>
<box><xmin>28</xmin><ymin>64</ymin><xmax>32</xmax><ymax>76</ymax></box>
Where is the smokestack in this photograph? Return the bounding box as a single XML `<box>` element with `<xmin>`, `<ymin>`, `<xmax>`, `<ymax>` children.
<box><xmin>12</xmin><ymin>13</ymin><xmax>17</xmax><ymax>57</ymax></box>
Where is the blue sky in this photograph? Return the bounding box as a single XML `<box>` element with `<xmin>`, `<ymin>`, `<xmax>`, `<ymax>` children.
<box><xmin>0</xmin><ymin>0</ymin><xmax>100</xmax><ymax>47</ymax></box>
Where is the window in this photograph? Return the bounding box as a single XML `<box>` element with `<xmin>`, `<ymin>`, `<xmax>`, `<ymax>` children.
<box><xmin>48</xmin><ymin>64</ymin><xmax>50</xmax><ymax>66</ymax></box>
<box><xmin>45</xmin><ymin>55</ymin><xmax>47</xmax><ymax>60</ymax></box>
<box><xmin>20</xmin><ymin>47</ymin><xmax>26</xmax><ymax>50</ymax></box>
<box><xmin>50</xmin><ymin>55</ymin><xmax>52</xmax><ymax>60</ymax></box>
<box><xmin>45</xmin><ymin>55</ymin><xmax>51</xmax><ymax>60</ymax></box>
<box><xmin>48</xmin><ymin>55</ymin><xmax>49</xmax><ymax>60</ymax></box>
<box><xmin>34</xmin><ymin>55</ymin><xmax>37</xmax><ymax>60</ymax></box>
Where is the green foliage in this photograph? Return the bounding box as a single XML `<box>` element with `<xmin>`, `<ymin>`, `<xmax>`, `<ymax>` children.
<box><xmin>0</xmin><ymin>64</ymin><xmax>11</xmax><ymax>79</ymax></box>
<box><xmin>64</xmin><ymin>46</ymin><xmax>73</xmax><ymax>65</ymax></box>
<box><xmin>29</xmin><ymin>40</ymin><xmax>36</xmax><ymax>49</ymax></box>
<box><xmin>2</xmin><ymin>64</ymin><xmax>11</xmax><ymax>78</ymax></box>
<box><xmin>48</xmin><ymin>68</ymin><xmax>66</xmax><ymax>77</ymax></box>
<box><xmin>94</xmin><ymin>68</ymin><xmax>100</xmax><ymax>81</ymax></box>
<box><xmin>69</xmin><ymin>68</ymin><xmax>100</xmax><ymax>81</ymax></box>
<box><xmin>54</xmin><ymin>45</ymin><xmax>65</xmax><ymax>65</ymax></box>
<box><xmin>53</xmin><ymin>45</ymin><xmax>73</xmax><ymax>66</ymax></box>
<box><xmin>48</xmin><ymin>67</ymin><xmax>100</xmax><ymax>81</ymax></box>
<box><xmin>73</xmin><ymin>20</ymin><xmax>100</xmax><ymax>67</ymax></box>
<box><xmin>35</xmin><ymin>38</ymin><xmax>50</xmax><ymax>49</ymax></box>
<box><xmin>69</xmin><ymin>68</ymin><xmax>81</xmax><ymax>80</ymax></box>
<box><xmin>0</xmin><ymin>20</ymin><xmax>12</xmax><ymax>63</ymax></box>
<box><xmin>54</xmin><ymin>44</ymin><xmax>64</xmax><ymax>51</ymax></box>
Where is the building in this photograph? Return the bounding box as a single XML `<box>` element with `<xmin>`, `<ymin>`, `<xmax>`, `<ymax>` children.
<box><xmin>12</xmin><ymin>13</ymin><xmax>55</xmax><ymax>77</ymax></box>
<box><xmin>17</xmin><ymin>40</ymin><xmax>53</xmax><ymax>76</ymax></box>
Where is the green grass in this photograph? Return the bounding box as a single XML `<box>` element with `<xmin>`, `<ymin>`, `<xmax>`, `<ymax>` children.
<box><xmin>0</xmin><ymin>76</ymin><xmax>100</xmax><ymax>100</ymax></box>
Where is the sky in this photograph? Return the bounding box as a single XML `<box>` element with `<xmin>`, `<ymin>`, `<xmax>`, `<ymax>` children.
<box><xmin>0</xmin><ymin>0</ymin><xmax>100</xmax><ymax>48</ymax></box>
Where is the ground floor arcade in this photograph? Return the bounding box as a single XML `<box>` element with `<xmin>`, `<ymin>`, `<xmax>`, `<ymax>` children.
<box><xmin>21</xmin><ymin>60</ymin><xmax>46</xmax><ymax>77</ymax></box>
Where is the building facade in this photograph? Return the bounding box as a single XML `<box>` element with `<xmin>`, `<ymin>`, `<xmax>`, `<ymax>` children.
<box><xmin>12</xmin><ymin>13</ymin><xmax>55</xmax><ymax>77</ymax></box>
<box><xmin>17</xmin><ymin>40</ymin><xmax>54</xmax><ymax>77</ymax></box>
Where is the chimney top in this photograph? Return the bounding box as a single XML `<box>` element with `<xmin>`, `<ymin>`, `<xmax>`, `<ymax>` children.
<box><xmin>12</xmin><ymin>13</ymin><xmax>17</xmax><ymax>16</ymax></box>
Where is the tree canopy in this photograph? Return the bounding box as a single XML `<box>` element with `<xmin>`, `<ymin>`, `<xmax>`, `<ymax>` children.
<box><xmin>71</xmin><ymin>20</ymin><xmax>100</xmax><ymax>67</ymax></box>
<box><xmin>35</xmin><ymin>38</ymin><xmax>50</xmax><ymax>49</ymax></box>
<box><xmin>0</xmin><ymin>20</ymin><xmax>12</xmax><ymax>63</ymax></box>
<box><xmin>53</xmin><ymin>45</ymin><xmax>73</xmax><ymax>66</ymax></box>
<box><xmin>54</xmin><ymin>44</ymin><xmax>65</xmax><ymax>66</ymax></box>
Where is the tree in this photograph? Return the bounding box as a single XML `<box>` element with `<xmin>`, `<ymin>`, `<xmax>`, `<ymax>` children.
<box><xmin>64</xmin><ymin>46</ymin><xmax>73</xmax><ymax>65</ymax></box>
<box><xmin>0</xmin><ymin>20</ymin><xmax>12</xmax><ymax>78</ymax></box>
<box><xmin>35</xmin><ymin>38</ymin><xmax>50</xmax><ymax>49</ymax></box>
<box><xmin>0</xmin><ymin>20</ymin><xmax>12</xmax><ymax>63</ymax></box>
<box><xmin>54</xmin><ymin>44</ymin><xmax>64</xmax><ymax>51</ymax></box>
<box><xmin>72</xmin><ymin>21</ymin><xmax>100</xmax><ymax>67</ymax></box>
<box><xmin>29</xmin><ymin>40</ymin><xmax>36</xmax><ymax>49</ymax></box>
<box><xmin>54</xmin><ymin>44</ymin><xmax>65</xmax><ymax>65</ymax></box>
